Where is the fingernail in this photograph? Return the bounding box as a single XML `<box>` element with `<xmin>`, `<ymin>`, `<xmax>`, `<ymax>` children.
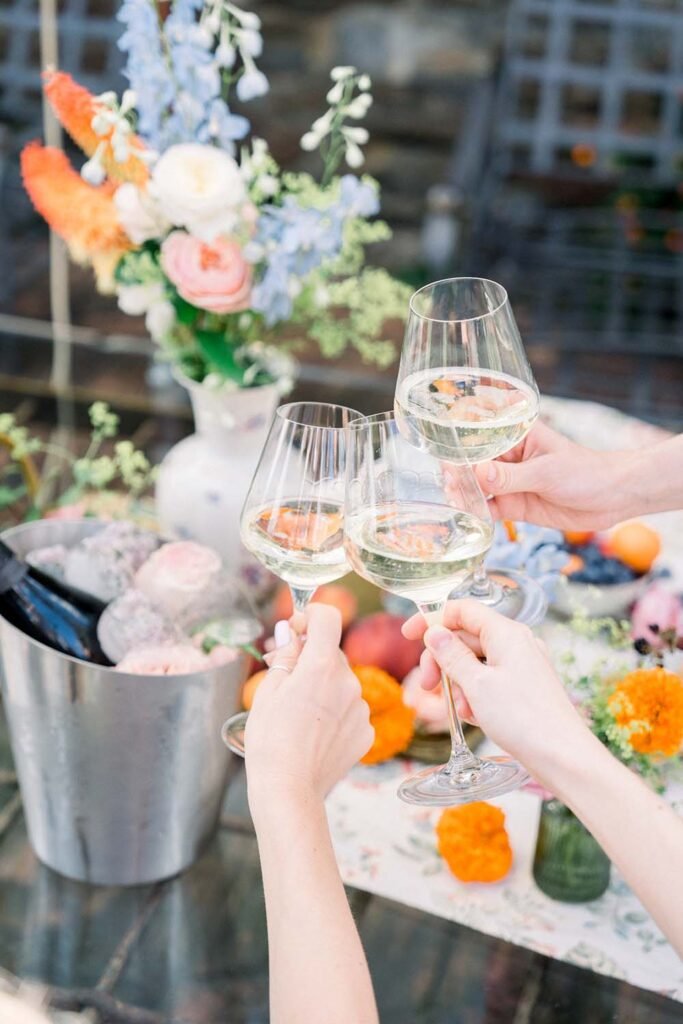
<box><xmin>486</xmin><ymin>464</ymin><xmax>497</xmax><ymax>483</ymax></box>
<box><xmin>274</xmin><ymin>620</ymin><xmax>291</xmax><ymax>649</ymax></box>
<box><xmin>425</xmin><ymin>626</ymin><xmax>451</xmax><ymax>652</ymax></box>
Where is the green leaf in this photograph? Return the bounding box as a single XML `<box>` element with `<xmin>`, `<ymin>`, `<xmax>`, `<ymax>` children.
<box><xmin>0</xmin><ymin>484</ymin><xmax>27</xmax><ymax>506</ymax></box>
<box><xmin>194</xmin><ymin>330</ymin><xmax>243</xmax><ymax>382</ymax></box>
<box><xmin>174</xmin><ymin>297</ymin><xmax>201</xmax><ymax>327</ymax></box>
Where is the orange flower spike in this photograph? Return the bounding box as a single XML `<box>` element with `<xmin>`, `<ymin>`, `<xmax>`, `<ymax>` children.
<box><xmin>608</xmin><ymin>667</ymin><xmax>683</xmax><ymax>757</ymax></box>
<box><xmin>43</xmin><ymin>71</ymin><xmax>149</xmax><ymax>185</ymax></box>
<box><xmin>21</xmin><ymin>143</ymin><xmax>132</xmax><ymax>261</ymax></box>
<box><xmin>437</xmin><ymin>802</ymin><xmax>513</xmax><ymax>883</ymax></box>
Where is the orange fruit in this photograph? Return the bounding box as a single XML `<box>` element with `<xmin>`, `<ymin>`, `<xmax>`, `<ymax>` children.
<box><xmin>241</xmin><ymin>669</ymin><xmax>268</xmax><ymax>711</ymax></box>
<box><xmin>271</xmin><ymin>582</ymin><xmax>358</xmax><ymax>631</ymax></box>
<box><xmin>563</xmin><ymin>530</ymin><xmax>595</xmax><ymax>546</ymax></box>
<box><xmin>606</xmin><ymin>521</ymin><xmax>661</xmax><ymax>575</ymax></box>
<box><xmin>561</xmin><ymin>553</ymin><xmax>584</xmax><ymax>577</ymax></box>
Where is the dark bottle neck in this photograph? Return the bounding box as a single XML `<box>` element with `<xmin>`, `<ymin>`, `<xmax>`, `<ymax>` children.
<box><xmin>0</xmin><ymin>540</ymin><xmax>27</xmax><ymax>595</ymax></box>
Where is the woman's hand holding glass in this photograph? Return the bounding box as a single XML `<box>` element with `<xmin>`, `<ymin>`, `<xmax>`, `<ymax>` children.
<box><xmin>246</xmin><ymin>605</ymin><xmax>374</xmax><ymax>818</ymax></box>
<box><xmin>222</xmin><ymin>401</ymin><xmax>361</xmax><ymax>757</ymax></box>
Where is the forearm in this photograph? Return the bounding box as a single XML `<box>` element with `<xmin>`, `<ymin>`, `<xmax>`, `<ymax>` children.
<box><xmin>615</xmin><ymin>434</ymin><xmax>683</xmax><ymax>520</ymax></box>
<box><xmin>538</xmin><ymin>730</ymin><xmax>683</xmax><ymax>955</ymax></box>
<box><xmin>250</xmin><ymin>787</ymin><xmax>378</xmax><ymax>1024</ymax></box>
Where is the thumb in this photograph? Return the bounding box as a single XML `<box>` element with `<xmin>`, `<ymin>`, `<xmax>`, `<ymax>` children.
<box><xmin>475</xmin><ymin>456</ymin><xmax>544</xmax><ymax>497</ymax></box>
<box><xmin>424</xmin><ymin>626</ymin><xmax>484</xmax><ymax>701</ymax></box>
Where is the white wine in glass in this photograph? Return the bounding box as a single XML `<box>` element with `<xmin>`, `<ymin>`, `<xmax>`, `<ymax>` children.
<box><xmin>344</xmin><ymin>412</ymin><xmax>529</xmax><ymax>806</ymax></box>
<box><xmin>395</xmin><ymin>277</ymin><xmax>546</xmax><ymax>626</ymax></box>
<box><xmin>345</xmin><ymin>502</ymin><xmax>492</xmax><ymax>605</ymax></box>
<box><xmin>222</xmin><ymin>401</ymin><xmax>362</xmax><ymax>758</ymax></box>
<box><xmin>242</xmin><ymin>499</ymin><xmax>347</xmax><ymax>589</ymax></box>
<box><xmin>395</xmin><ymin>367</ymin><xmax>538</xmax><ymax>463</ymax></box>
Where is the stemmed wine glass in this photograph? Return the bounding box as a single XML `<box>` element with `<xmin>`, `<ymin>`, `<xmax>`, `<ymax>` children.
<box><xmin>222</xmin><ymin>401</ymin><xmax>362</xmax><ymax>757</ymax></box>
<box><xmin>395</xmin><ymin>277</ymin><xmax>547</xmax><ymax>625</ymax></box>
<box><xmin>344</xmin><ymin>411</ymin><xmax>529</xmax><ymax>805</ymax></box>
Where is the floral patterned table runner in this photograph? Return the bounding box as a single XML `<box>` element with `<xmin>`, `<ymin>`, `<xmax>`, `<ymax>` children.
<box><xmin>328</xmin><ymin>398</ymin><xmax>683</xmax><ymax>1001</ymax></box>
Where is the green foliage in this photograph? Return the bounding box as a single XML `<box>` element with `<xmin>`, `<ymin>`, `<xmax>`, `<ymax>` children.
<box><xmin>0</xmin><ymin>404</ymin><xmax>156</xmax><ymax>521</ymax></box>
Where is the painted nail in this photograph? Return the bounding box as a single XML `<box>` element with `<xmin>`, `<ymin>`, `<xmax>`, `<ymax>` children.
<box><xmin>274</xmin><ymin>620</ymin><xmax>291</xmax><ymax>649</ymax></box>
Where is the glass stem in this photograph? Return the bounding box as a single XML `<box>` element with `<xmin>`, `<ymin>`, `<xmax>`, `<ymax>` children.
<box><xmin>418</xmin><ymin>602</ymin><xmax>479</xmax><ymax>772</ymax></box>
<box><xmin>470</xmin><ymin>564</ymin><xmax>493</xmax><ymax>599</ymax></box>
<box><xmin>289</xmin><ymin>586</ymin><xmax>315</xmax><ymax>614</ymax></box>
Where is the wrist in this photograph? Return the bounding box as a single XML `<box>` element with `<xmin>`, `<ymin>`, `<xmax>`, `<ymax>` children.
<box><xmin>247</xmin><ymin>772</ymin><xmax>323</xmax><ymax>829</ymax></box>
<box><xmin>526</xmin><ymin>724</ymin><xmax>610</xmax><ymax>804</ymax></box>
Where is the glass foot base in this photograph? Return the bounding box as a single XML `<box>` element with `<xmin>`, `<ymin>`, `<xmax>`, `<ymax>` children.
<box><xmin>398</xmin><ymin>755</ymin><xmax>529</xmax><ymax>807</ymax></box>
<box><xmin>221</xmin><ymin>712</ymin><xmax>248</xmax><ymax>758</ymax></box>
<box><xmin>455</xmin><ymin>567</ymin><xmax>548</xmax><ymax>627</ymax></box>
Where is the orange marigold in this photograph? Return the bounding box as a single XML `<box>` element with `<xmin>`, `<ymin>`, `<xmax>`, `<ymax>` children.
<box><xmin>608</xmin><ymin>667</ymin><xmax>683</xmax><ymax>757</ymax></box>
<box><xmin>21</xmin><ymin>143</ymin><xmax>132</xmax><ymax>270</ymax></box>
<box><xmin>44</xmin><ymin>71</ymin><xmax>149</xmax><ymax>185</ymax></box>
<box><xmin>436</xmin><ymin>802</ymin><xmax>512</xmax><ymax>883</ymax></box>
<box><xmin>353</xmin><ymin>665</ymin><xmax>416</xmax><ymax>765</ymax></box>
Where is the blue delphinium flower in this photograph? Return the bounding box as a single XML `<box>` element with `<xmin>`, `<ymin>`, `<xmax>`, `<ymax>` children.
<box><xmin>118</xmin><ymin>0</ymin><xmax>175</xmax><ymax>146</ymax></box>
<box><xmin>118</xmin><ymin>0</ymin><xmax>263</xmax><ymax>152</ymax></box>
<box><xmin>337</xmin><ymin>175</ymin><xmax>379</xmax><ymax>218</ymax></box>
<box><xmin>247</xmin><ymin>175</ymin><xmax>380</xmax><ymax>325</ymax></box>
<box><xmin>486</xmin><ymin>522</ymin><xmax>569</xmax><ymax>599</ymax></box>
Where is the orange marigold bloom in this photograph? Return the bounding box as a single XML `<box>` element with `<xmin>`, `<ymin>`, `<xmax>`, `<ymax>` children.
<box><xmin>353</xmin><ymin>665</ymin><xmax>416</xmax><ymax>765</ymax></box>
<box><xmin>436</xmin><ymin>802</ymin><xmax>512</xmax><ymax>883</ymax></box>
<box><xmin>608</xmin><ymin>667</ymin><xmax>683</xmax><ymax>757</ymax></box>
<box><xmin>43</xmin><ymin>70</ymin><xmax>149</xmax><ymax>185</ymax></box>
<box><xmin>21</xmin><ymin>143</ymin><xmax>132</xmax><ymax>267</ymax></box>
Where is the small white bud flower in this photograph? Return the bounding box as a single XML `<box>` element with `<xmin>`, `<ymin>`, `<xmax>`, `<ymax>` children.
<box><xmin>331</xmin><ymin>65</ymin><xmax>356</xmax><ymax>81</ymax></box>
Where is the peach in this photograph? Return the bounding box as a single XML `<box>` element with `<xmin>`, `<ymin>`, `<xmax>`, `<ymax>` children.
<box><xmin>271</xmin><ymin>582</ymin><xmax>358</xmax><ymax>631</ymax></box>
<box><xmin>342</xmin><ymin>612</ymin><xmax>423</xmax><ymax>681</ymax></box>
<box><xmin>241</xmin><ymin>668</ymin><xmax>267</xmax><ymax>711</ymax></box>
<box><xmin>604</xmin><ymin>521</ymin><xmax>661</xmax><ymax>575</ymax></box>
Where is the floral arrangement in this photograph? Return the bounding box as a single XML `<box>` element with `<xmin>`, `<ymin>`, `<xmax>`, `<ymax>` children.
<box><xmin>436</xmin><ymin>803</ymin><xmax>512</xmax><ymax>883</ymax></box>
<box><xmin>566</xmin><ymin>657</ymin><xmax>683</xmax><ymax>789</ymax></box>
<box><xmin>352</xmin><ymin>665</ymin><xmax>416</xmax><ymax>764</ymax></box>
<box><xmin>21</xmin><ymin>1</ymin><xmax>411</xmax><ymax>389</ymax></box>
<box><xmin>0</xmin><ymin>402</ymin><xmax>155</xmax><ymax>524</ymax></box>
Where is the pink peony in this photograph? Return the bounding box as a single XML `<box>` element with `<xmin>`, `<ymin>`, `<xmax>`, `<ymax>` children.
<box><xmin>205</xmin><ymin>644</ymin><xmax>240</xmax><ymax>668</ymax></box>
<box><xmin>631</xmin><ymin>582</ymin><xmax>683</xmax><ymax>649</ymax></box>
<box><xmin>161</xmin><ymin>231</ymin><xmax>252</xmax><ymax>314</ymax></box>
<box><xmin>134</xmin><ymin>540</ymin><xmax>222</xmax><ymax>619</ymax></box>
<box><xmin>116</xmin><ymin>643</ymin><xmax>207</xmax><ymax>676</ymax></box>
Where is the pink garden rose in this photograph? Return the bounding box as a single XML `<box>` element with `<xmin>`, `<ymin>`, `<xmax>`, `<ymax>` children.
<box><xmin>45</xmin><ymin>501</ymin><xmax>88</xmax><ymax>520</ymax></box>
<box><xmin>116</xmin><ymin>643</ymin><xmax>207</xmax><ymax>676</ymax></box>
<box><xmin>631</xmin><ymin>582</ymin><xmax>683</xmax><ymax>649</ymax></box>
<box><xmin>161</xmin><ymin>231</ymin><xmax>252</xmax><ymax>314</ymax></box>
<box><xmin>134</xmin><ymin>540</ymin><xmax>222</xmax><ymax>619</ymax></box>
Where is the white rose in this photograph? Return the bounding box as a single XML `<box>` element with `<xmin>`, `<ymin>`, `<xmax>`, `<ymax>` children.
<box><xmin>117</xmin><ymin>281</ymin><xmax>165</xmax><ymax>316</ymax></box>
<box><xmin>145</xmin><ymin>300</ymin><xmax>176</xmax><ymax>340</ymax></box>
<box><xmin>114</xmin><ymin>183</ymin><xmax>169</xmax><ymax>244</ymax></box>
<box><xmin>150</xmin><ymin>143</ymin><xmax>247</xmax><ymax>242</ymax></box>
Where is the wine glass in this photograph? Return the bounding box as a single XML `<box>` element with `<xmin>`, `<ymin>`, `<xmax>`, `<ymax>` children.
<box><xmin>394</xmin><ymin>277</ymin><xmax>547</xmax><ymax>625</ymax></box>
<box><xmin>222</xmin><ymin>401</ymin><xmax>362</xmax><ymax>757</ymax></box>
<box><xmin>344</xmin><ymin>411</ymin><xmax>529</xmax><ymax>806</ymax></box>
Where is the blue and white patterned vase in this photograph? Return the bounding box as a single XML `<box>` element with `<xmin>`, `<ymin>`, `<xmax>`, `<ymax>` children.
<box><xmin>155</xmin><ymin>373</ymin><xmax>286</xmax><ymax>598</ymax></box>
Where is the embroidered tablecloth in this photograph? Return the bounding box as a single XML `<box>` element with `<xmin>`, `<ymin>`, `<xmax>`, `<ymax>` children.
<box><xmin>328</xmin><ymin>398</ymin><xmax>683</xmax><ymax>1001</ymax></box>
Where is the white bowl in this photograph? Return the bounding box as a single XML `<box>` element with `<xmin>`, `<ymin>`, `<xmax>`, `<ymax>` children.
<box><xmin>551</xmin><ymin>573</ymin><xmax>651</xmax><ymax>619</ymax></box>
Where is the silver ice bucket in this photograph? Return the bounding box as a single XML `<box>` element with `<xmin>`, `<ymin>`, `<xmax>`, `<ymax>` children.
<box><xmin>0</xmin><ymin>519</ymin><xmax>255</xmax><ymax>886</ymax></box>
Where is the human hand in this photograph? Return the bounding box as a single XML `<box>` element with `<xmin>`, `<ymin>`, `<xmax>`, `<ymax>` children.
<box><xmin>473</xmin><ymin>421</ymin><xmax>635</xmax><ymax>531</ymax></box>
<box><xmin>401</xmin><ymin>599</ymin><xmax>587</xmax><ymax>772</ymax></box>
<box><xmin>245</xmin><ymin>604</ymin><xmax>374</xmax><ymax>814</ymax></box>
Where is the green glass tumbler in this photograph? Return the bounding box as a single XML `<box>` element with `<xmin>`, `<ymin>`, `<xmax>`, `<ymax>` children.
<box><xmin>533</xmin><ymin>799</ymin><xmax>611</xmax><ymax>903</ymax></box>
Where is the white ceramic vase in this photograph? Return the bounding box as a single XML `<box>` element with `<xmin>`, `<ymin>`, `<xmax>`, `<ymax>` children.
<box><xmin>155</xmin><ymin>375</ymin><xmax>282</xmax><ymax>583</ymax></box>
